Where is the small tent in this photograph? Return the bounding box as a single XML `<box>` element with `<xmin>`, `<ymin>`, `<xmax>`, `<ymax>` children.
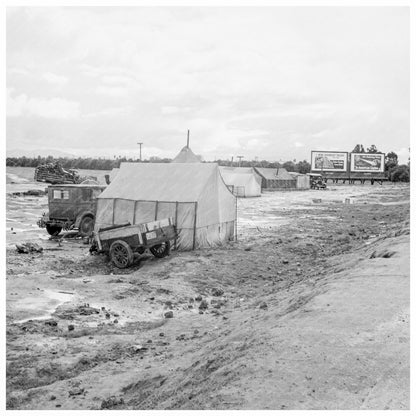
<box><xmin>95</xmin><ymin>163</ymin><xmax>236</xmax><ymax>250</ymax></box>
<box><xmin>254</xmin><ymin>167</ymin><xmax>297</xmax><ymax>190</ymax></box>
<box><xmin>287</xmin><ymin>172</ymin><xmax>310</xmax><ymax>189</ymax></box>
<box><xmin>171</xmin><ymin>146</ymin><xmax>201</xmax><ymax>163</ymax></box>
<box><xmin>219</xmin><ymin>167</ymin><xmax>262</xmax><ymax>197</ymax></box>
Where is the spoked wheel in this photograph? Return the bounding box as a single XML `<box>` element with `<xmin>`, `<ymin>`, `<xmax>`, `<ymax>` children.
<box><xmin>46</xmin><ymin>224</ymin><xmax>62</xmax><ymax>236</ymax></box>
<box><xmin>150</xmin><ymin>241</ymin><xmax>171</xmax><ymax>258</ymax></box>
<box><xmin>110</xmin><ymin>240</ymin><xmax>134</xmax><ymax>268</ymax></box>
<box><xmin>79</xmin><ymin>215</ymin><xmax>94</xmax><ymax>237</ymax></box>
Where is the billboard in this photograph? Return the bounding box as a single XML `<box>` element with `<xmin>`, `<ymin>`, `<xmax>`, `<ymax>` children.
<box><xmin>350</xmin><ymin>153</ymin><xmax>385</xmax><ymax>173</ymax></box>
<box><xmin>311</xmin><ymin>151</ymin><xmax>348</xmax><ymax>172</ymax></box>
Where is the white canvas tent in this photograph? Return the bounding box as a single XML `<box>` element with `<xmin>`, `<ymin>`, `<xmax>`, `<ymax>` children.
<box><xmin>219</xmin><ymin>167</ymin><xmax>262</xmax><ymax>197</ymax></box>
<box><xmin>109</xmin><ymin>168</ymin><xmax>119</xmax><ymax>182</ymax></box>
<box><xmin>287</xmin><ymin>172</ymin><xmax>310</xmax><ymax>189</ymax></box>
<box><xmin>95</xmin><ymin>163</ymin><xmax>236</xmax><ymax>250</ymax></box>
<box><xmin>254</xmin><ymin>167</ymin><xmax>297</xmax><ymax>190</ymax></box>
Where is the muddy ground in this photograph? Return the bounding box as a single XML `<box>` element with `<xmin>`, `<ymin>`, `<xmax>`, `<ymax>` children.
<box><xmin>5</xmin><ymin>179</ymin><xmax>410</xmax><ymax>410</ymax></box>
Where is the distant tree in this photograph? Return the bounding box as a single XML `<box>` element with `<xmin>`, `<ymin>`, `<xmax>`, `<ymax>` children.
<box><xmin>257</xmin><ymin>160</ymin><xmax>280</xmax><ymax>169</ymax></box>
<box><xmin>385</xmin><ymin>151</ymin><xmax>398</xmax><ymax>165</ymax></box>
<box><xmin>282</xmin><ymin>161</ymin><xmax>296</xmax><ymax>172</ymax></box>
<box><xmin>390</xmin><ymin>164</ymin><xmax>410</xmax><ymax>182</ymax></box>
<box><xmin>367</xmin><ymin>144</ymin><xmax>379</xmax><ymax>153</ymax></box>
<box><xmin>352</xmin><ymin>144</ymin><xmax>365</xmax><ymax>153</ymax></box>
<box><xmin>296</xmin><ymin>160</ymin><xmax>311</xmax><ymax>174</ymax></box>
<box><xmin>384</xmin><ymin>151</ymin><xmax>398</xmax><ymax>180</ymax></box>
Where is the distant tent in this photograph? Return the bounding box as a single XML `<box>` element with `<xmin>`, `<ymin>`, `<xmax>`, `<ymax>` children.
<box><xmin>171</xmin><ymin>146</ymin><xmax>202</xmax><ymax>163</ymax></box>
<box><xmin>219</xmin><ymin>167</ymin><xmax>262</xmax><ymax>197</ymax></box>
<box><xmin>95</xmin><ymin>163</ymin><xmax>236</xmax><ymax>250</ymax></box>
<box><xmin>254</xmin><ymin>167</ymin><xmax>297</xmax><ymax>190</ymax></box>
<box><xmin>276</xmin><ymin>168</ymin><xmax>295</xmax><ymax>180</ymax></box>
<box><xmin>287</xmin><ymin>171</ymin><xmax>310</xmax><ymax>189</ymax></box>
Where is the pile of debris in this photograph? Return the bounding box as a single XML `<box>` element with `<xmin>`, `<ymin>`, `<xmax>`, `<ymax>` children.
<box><xmin>15</xmin><ymin>242</ymin><xmax>43</xmax><ymax>253</ymax></box>
<box><xmin>34</xmin><ymin>163</ymin><xmax>97</xmax><ymax>184</ymax></box>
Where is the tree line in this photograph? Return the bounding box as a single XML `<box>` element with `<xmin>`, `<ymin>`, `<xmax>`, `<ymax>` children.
<box><xmin>5</xmin><ymin>155</ymin><xmax>312</xmax><ymax>174</ymax></box>
<box><xmin>5</xmin><ymin>155</ymin><xmax>171</xmax><ymax>170</ymax></box>
<box><xmin>6</xmin><ymin>144</ymin><xmax>409</xmax><ymax>182</ymax></box>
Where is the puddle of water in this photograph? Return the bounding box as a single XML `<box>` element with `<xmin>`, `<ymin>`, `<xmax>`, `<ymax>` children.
<box><xmin>12</xmin><ymin>289</ymin><xmax>74</xmax><ymax>324</ymax></box>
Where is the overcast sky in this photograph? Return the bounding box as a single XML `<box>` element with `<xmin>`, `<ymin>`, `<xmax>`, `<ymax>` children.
<box><xmin>6</xmin><ymin>6</ymin><xmax>410</xmax><ymax>163</ymax></box>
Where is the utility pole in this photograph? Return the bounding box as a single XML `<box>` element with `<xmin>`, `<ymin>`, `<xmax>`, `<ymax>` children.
<box><xmin>137</xmin><ymin>142</ymin><xmax>143</xmax><ymax>161</ymax></box>
<box><xmin>237</xmin><ymin>155</ymin><xmax>244</xmax><ymax>167</ymax></box>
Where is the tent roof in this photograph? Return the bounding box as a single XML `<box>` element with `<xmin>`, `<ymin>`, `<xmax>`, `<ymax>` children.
<box><xmin>171</xmin><ymin>146</ymin><xmax>201</xmax><ymax>163</ymax></box>
<box><xmin>220</xmin><ymin>166</ymin><xmax>258</xmax><ymax>175</ymax></box>
<box><xmin>254</xmin><ymin>167</ymin><xmax>278</xmax><ymax>179</ymax></box>
<box><xmin>98</xmin><ymin>162</ymin><xmax>218</xmax><ymax>202</ymax></box>
<box><xmin>276</xmin><ymin>168</ymin><xmax>295</xmax><ymax>180</ymax></box>
<box><xmin>287</xmin><ymin>171</ymin><xmax>308</xmax><ymax>178</ymax></box>
<box><xmin>219</xmin><ymin>166</ymin><xmax>262</xmax><ymax>184</ymax></box>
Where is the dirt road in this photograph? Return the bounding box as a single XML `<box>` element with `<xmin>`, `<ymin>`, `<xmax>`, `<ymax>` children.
<box><xmin>5</xmin><ymin>182</ymin><xmax>410</xmax><ymax>410</ymax></box>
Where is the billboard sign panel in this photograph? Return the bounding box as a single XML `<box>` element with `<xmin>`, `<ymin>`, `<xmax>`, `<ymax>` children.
<box><xmin>311</xmin><ymin>151</ymin><xmax>348</xmax><ymax>172</ymax></box>
<box><xmin>350</xmin><ymin>153</ymin><xmax>385</xmax><ymax>172</ymax></box>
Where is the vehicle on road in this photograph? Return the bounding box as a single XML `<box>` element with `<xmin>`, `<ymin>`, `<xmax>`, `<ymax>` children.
<box><xmin>308</xmin><ymin>173</ymin><xmax>327</xmax><ymax>190</ymax></box>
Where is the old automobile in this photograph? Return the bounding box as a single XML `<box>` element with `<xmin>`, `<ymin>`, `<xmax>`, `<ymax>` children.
<box><xmin>308</xmin><ymin>173</ymin><xmax>327</xmax><ymax>190</ymax></box>
<box><xmin>37</xmin><ymin>184</ymin><xmax>106</xmax><ymax>236</ymax></box>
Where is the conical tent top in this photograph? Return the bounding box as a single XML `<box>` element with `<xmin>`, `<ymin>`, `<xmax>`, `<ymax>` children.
<box><xmin>171</xmin><ymin>146</ymin><xmax>201</xmax><ymax>163</ymax></box>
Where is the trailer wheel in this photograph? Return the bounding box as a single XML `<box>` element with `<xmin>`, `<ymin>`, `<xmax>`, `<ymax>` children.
<box><xmin>46</xmin><ymin>224</ymin><xmax>62</xmax><ymax>236</ymax></box>
<box><xmin>150</xmin><ymin>241</ymin><xmax>171</xmax><ymax>258</ymax></box>
<box><xmin>110</xmin><ymin>240</ymin><xmax>133</xmax><ymax>268</ymax></box>
<box><xmin>79</xmin><ymin>215</ymin><xmax>94</xmax><ymax>237</ymax></box>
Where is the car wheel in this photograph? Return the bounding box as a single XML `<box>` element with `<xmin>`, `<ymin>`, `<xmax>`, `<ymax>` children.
<box><xmin>79</xmin><ymin>216</ymin><xmax>94</xmax><ymax>237</ymax></box>
<box><xmin>46</xmin><ymin>224</ymin><xmax>62</xmax><ymax>236</ymax></box>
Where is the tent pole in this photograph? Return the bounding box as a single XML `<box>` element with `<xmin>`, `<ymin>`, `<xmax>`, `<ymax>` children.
<box><xmin>235</xmin><ymin>196</ymin><xmax>238</xmax><ymax>242</ymax></box>
<box><xmin>174</xmin><ymin>201</ymin><xmax>178</xmax><ymax>250</ymax></box>
<box><xmin>112</xmin><ymin>199</ymin><xmax>116</xmax><ymax>224</ymax></box>
<box><xmin>133</xmin><ymin>200</ymin><xmax>137</xmax><ymax>224</ymax></box>
<box><xmin>192</xmin><ymin>202</ymin><xmax>197</xmax><ymax>250</ymax></box>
